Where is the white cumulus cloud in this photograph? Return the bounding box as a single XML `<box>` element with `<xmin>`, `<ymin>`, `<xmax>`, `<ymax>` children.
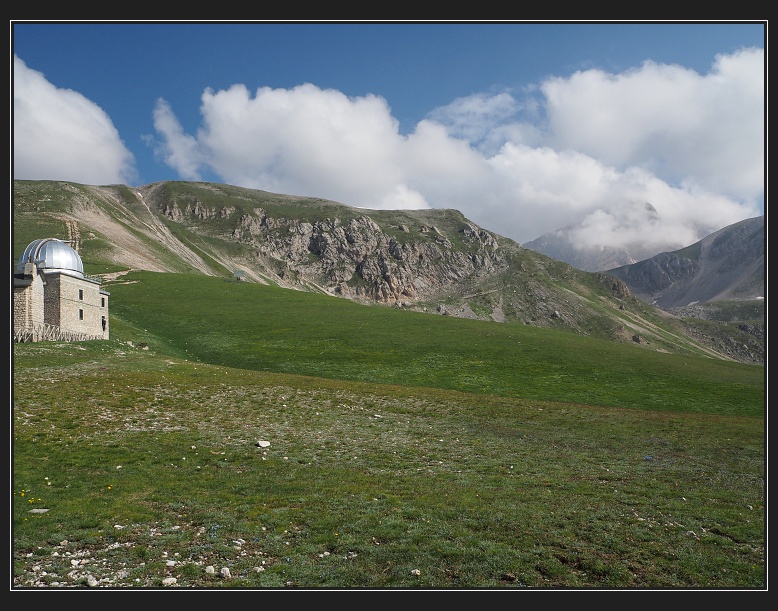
<box><xmin>13</xmin><ymin>48</ymin><xmax>763</xmax><ymax>254</ymax></box>
<box><xmin>539</xmin><ymin>47</ymin><xmax>764</xmax><ymax>204</ymax></box>
<box><xmin>13</xmin><ymin>55</ymin><xmax>137</xmax><ymax>186</ymax></box>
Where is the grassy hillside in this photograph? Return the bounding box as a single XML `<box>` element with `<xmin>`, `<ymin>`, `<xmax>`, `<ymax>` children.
<box><xmin>12</xmin><ymin>272</ymin><xmax>765</xmax><ymax>589</ymax></box>
<box><xmin>106</xmin><ymin>272</ymin><xmax>763</xmax><ymax>417</ymax></box>
<box><xmin>15</xmin><ymin>179</ymin><xmax>762</xmax><ymax>363</ymax></box>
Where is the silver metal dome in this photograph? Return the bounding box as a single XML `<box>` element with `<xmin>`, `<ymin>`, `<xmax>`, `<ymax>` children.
<box><xmin>16</xmin><ymin>238</ymin><xmax>84</xmax><ymax>277</ymax></box>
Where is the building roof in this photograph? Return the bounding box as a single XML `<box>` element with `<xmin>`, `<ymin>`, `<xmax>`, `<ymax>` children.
<box><xmin>16</xmin><ymin>238</ymin><xmax>84</xmax><ymax>277</ymax></box>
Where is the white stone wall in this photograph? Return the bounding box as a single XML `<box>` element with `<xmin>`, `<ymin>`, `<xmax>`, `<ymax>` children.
<box><xmin>13</xmin><ymin>273</ymin><xmax>45</xmax><ymax>331</ymax></box>
<box><xmin>44</xmin><ymin>272</ymin><xmax>109</xmax><ymax>338</ymax></box>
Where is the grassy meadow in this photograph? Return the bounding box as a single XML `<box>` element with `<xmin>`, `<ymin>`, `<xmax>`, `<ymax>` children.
<box><xmin>12</xmin><ymin>272</ymin><xmax>765</xmax><ymax>589</ymax></box>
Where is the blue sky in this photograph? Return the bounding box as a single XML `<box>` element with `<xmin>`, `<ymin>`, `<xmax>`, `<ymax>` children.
<box><xmin>12</xmin><ymin>21</ymin><xmax>765</xmax><ymax>250</ymax></box>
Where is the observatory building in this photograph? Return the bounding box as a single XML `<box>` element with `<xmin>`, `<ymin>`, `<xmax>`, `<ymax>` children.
<box><xmin>13</xmin><ymin>238</ymin><xmax>109</xmax><ymax>342</ymax></box>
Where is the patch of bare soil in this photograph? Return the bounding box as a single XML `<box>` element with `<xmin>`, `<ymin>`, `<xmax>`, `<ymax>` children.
<box><xmin>68</xmin><ymin>186</ymin><xmax>213</xmax><ymax>275</ymax></box>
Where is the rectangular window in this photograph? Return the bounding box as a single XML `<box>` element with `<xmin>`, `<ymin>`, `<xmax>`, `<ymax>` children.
<box><xmin>79</xmin><ymin>309</ymin><xmax>84</xmax><ymax>320</ymax></box>
<box><xmin>101</xmin><ymin>297</ymin><xmax>105</xmax><ymax>307</ymax></box>
<box><xmin>79</xmin><ymin>289</ymin><xmax>84</xmax><ymax>300</ymax></box>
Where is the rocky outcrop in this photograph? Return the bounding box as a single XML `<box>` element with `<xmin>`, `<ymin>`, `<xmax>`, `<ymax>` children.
<box><xmin>228</xmin><ymin>211</ymin><xmax>506</xmax><ymax>304</ymax></box>
<box><xmin>118</xmin><ymin>182</ymin><xmax>642</xmax><ymax>338</ymax></box>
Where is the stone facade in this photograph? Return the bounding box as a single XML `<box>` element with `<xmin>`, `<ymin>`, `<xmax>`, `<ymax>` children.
<box><xmin>13</xmin><ymin>242</ymin><xmax>110</xmax><ymax>342</ymax></box>
<box><xmin>41</xmin><ymin>272</ymin><xmax>110</xmax><ymax>339</ymax></box>
<box><xmin>13</xmin><ymin>265</ymin><xmax>45</xmax><ymax>331</ymax></box>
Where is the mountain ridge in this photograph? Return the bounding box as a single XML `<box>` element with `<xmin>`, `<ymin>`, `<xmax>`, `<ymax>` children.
<box><xmin>12</xmin><ymin>179</ymin><xmax>764</xmax><ymax>363</ymax></box>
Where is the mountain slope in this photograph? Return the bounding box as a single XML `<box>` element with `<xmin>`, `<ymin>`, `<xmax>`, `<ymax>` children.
<box><xmin>604</xmin><ymin>215</ymin><xmax>764</xmax><ymax>309</ymax></box>
<box><xmin>12</xmin><ymin>179</ymin><xmax>762</xmax><ymax>363</ymax></box>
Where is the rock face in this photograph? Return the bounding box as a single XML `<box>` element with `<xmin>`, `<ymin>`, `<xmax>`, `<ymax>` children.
<box><xmin>147</xmin><ymin>183</ymin><xmax>571</xmax><ymax>323</ymax></box>
<box><xmin>146</xmin><ymin>184</ymin><xmax>650</xmax><ymax>338</ymax></box>
<box><xmin>604</xmin><ymin>216</ymin><xmax>764</xmax><ymax>309</ymax></box>
<box><xmin>228</xmin><ymin>211</ymin><xmax>503</xmax><ymax>305</ymax></box>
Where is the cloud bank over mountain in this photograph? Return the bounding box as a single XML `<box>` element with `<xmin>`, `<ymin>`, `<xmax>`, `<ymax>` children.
<box><xmin>13</xmin><ymin>47</ymin><xmax>764</xmax><ymax>250</ymax></box>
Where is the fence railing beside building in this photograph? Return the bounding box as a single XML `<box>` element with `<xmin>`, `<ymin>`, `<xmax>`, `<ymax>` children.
<box><xmin>13</xmin><ymin>323</ymin><xmax>103</xmax><ymax>343</ymax></box>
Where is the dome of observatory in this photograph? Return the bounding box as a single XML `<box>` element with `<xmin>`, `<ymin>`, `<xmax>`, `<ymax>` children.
<box><xmin>16</xmin><ymin>238</ymin><xmax>84</xmax><ymax>277</ymax></box>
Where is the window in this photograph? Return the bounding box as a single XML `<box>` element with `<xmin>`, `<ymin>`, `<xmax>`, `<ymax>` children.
<box><xmin>79</xmin><ymin>289</ymin><xmax>84</xmax><ymax>300</ymax></box>
<box><xmin>79</xmin><ymin>309</ymin><xmax>84</xmax><ymax>320</ymax></box>
<box><xmin>101</xmin><ymin>297</ymin><xmax>105</xmax><ymax>307</ymax></box>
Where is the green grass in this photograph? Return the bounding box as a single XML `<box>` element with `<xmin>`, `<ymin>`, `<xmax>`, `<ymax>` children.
<box><xmin>12</xmin><ymin>272</ymin><xmax>765</xmax><ymax>589</ymax></box>
<box><xmin>107</xmin><ymin>272</ymin><xmax>764</xmax><ymax>417</ymax></box>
